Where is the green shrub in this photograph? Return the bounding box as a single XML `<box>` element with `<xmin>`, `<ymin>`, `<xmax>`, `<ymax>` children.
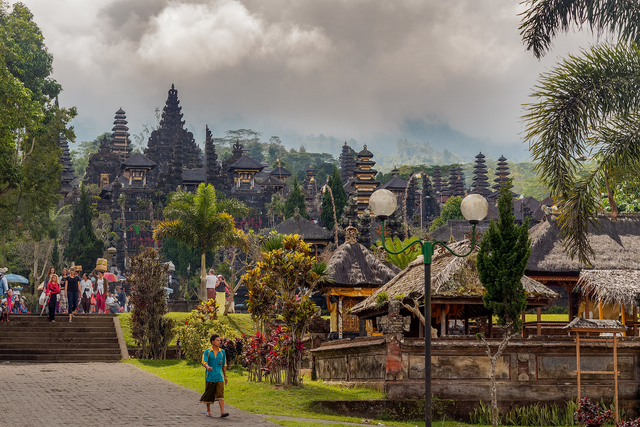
<box><xmin>176</xmin><ymin>299</ymin><xmax>235</xmax><ymax>363</ymax></box>
<box><xmin>470</xmin><ymin>399</ymin><xmax>587</xmax><ymax>426</ymax></box>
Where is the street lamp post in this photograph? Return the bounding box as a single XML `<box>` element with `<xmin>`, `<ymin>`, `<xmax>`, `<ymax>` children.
<box><xmin>369</xmin><ymin>189</ymin><xmax>488</xmax><ymax>427</ymax></box>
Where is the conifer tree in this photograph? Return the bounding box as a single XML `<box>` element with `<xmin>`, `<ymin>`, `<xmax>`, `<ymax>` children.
<box><xmin>63</xmin><ymin>186</ymin><xmax>104</xmax><ymax>270</ymax></box>
<box><xmin>284</xmin><ymin>177</ymin><xmax>309</xmax><ymax>219</ymax></box>
<box><xmin>476</xmin><ymin>180</ymin><xmax>531</xmax><ymax>427</ymax></box>
<box><xmin>321</xmin><ymin>166</ymin><xmax>348</xmax><ymax>229</ymax></box>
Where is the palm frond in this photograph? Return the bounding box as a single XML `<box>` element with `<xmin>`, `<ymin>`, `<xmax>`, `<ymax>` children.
<box><xmin>556</xmin><ymin>113</ymin><xmax>640</xmax><ymax>265</ymax></box>
<box><xmin>524</xmin><ymin>43</ymin><xmax>640</xmax><ymax>264</ymax></box>
<box><xmin>520</xmin><ymin>0</ymin><xmax>640</xmax><ymax>59</ymax></box>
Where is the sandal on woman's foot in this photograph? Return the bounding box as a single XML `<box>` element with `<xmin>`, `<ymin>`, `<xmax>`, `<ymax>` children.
<box><xmin>204</xmin><ymin>413</ymin><xmax>212</xmax><ymax>418</ymax></box>
<box><xmin>220</xmin><ymin>413</ymin><xmax>229</xmax><ymax>418</ymax></box>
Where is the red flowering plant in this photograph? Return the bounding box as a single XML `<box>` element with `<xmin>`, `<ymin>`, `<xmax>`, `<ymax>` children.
<box><xmin>242</xmin><ymin>326</ymin><xmax>306</xmax><ymax>385</ymax></box>
<box><xmin>241</xmin><ymin>235</ymin><xmax>324</xmax><ymax>386</ymax></box>
<box><xmin>575</xmin><ymin>398</ymin><xmax>613</xmax><ymax>427</ymax></box>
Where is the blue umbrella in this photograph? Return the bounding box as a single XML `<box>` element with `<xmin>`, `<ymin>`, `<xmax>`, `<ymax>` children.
<box><xmin>4</xmin><ymin>274</ymin><xmax>28</xmax><ymax>284</ymax></box>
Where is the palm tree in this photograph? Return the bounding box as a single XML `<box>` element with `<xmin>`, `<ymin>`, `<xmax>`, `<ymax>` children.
<box><xmin>520</xmin><ymin>2</ymin><xmax>640</xmax><ymax>265</ymax></box>
<box><xmin>519</xmin><ymin>0</ymin><xmax>640</xmax><ymax>60</ymax></box>
<box><xmin>154</xmin><ymin>183</ymin><xmax>248</xmax><ymax>300</ymax></box>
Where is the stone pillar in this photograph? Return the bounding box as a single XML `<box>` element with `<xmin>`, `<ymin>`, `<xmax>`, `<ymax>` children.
<box><xmin>377</xmin><ymin>300</ymin><xmax>411</xmax><ymax>381</ymax></box>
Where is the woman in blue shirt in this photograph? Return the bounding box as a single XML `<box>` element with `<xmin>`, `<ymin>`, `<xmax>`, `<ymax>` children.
<box><xmin>200</xmin><ymin>334</ymin><xmax>229</xmax><ymax>418</ymax></box>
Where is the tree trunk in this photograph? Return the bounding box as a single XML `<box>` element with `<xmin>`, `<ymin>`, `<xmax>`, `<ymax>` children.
<box><xmin>604</xmin><ymin>170</ymin><xmax>618</xmax><ymax>222</ymax></box>
<box><xmin>480</xmin><ymin>328</ymin><xmax>512</xmax><ymax>427</ymax></box>
<box><xmin>200</xmin><ymin>252</ymin><xmax>207</xmax><ymax>301</ymax></box>
<box><xmin>37</xmin><ymin>239</ymin><xmax>54</xmax><ymax>286</ymax></box>
<box><xmin>32</xmin><ymin>240</ymin><xmax>40</xmax><ymax>295</ymax></box>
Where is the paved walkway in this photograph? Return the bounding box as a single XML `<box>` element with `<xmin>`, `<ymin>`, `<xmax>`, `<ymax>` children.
<box><xmin>0</xmin><ymin>362</ymin><xmax>276</xmax><ymax>427</ymax></box>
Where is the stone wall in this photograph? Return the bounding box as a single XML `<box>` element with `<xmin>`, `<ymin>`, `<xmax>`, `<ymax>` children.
<box><xmin>312</xmin><ymin>332</ymin><xmax>640</xmax><ymax>419</ymax></box>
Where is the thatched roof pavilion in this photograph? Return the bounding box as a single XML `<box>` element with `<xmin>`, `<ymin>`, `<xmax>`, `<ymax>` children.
<box><xmin>325</xmin><ymin>242</ymin><xmax>398</xmax><ymax>290</ymax></box>
<box><xmin>578</xmin><ymin>270</ymin><xmax>640</xmax><ymax>310</ymax></box>
<box><xmin>528</xmin><ymin>215</ymin><xmax>640</xmax><ymax>274</ymax></box>
<box><xmin>526</xmin><ymin>215</ymin><xmax>640</xmax><ymax>320</ymax></box>
<box><xmin>351</xmin><ymin>240</ymin><xmax>559</xmax><ymax>337</ymax></box>
<box><xmin>322</xmin><ymin>240</ymin><xmax>399</xmax><ymax>338</ymax></box>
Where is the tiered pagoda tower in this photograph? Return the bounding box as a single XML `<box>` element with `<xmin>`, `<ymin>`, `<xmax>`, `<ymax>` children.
<box><xmin>144</xmin><ymin>84</ymin><xmax>203</xmax><ymax>190</ymax></box>
<box><xmin>352</xmin><ymin>145</ymin><xmax>380</xmax><ymax>215</ymax></box>
<box><xmin>492</xmin><ymin>155</ymin><xmax>510</xmax><ymax>191</ymax></box>
<box><xmin>59</xmin><ymin>135</ymin><xmax>77</xmax><ymax>199</ymax></box>
<box><xmin>448</xmin><ymin>166</ymin><xmax>465</xmax><ymax>198</ymax></box>
<box><xmin>339</xmin><ymin>141</ymin><xmax>356</xmax><ymax>184</ymax></box>
<box><xmin>471</xmin><ymin>152</ymin><xmax>491</xmax><ymax>197</ymax></box>
<box><xmin>110</xmin><ymin>108</ymin><xmax>132</xmax><ymax>160</ymax></box>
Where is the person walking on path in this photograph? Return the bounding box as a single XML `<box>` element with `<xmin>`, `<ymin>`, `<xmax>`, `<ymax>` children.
<box><xmin>0</xmin><ymin>268</ymin><xmax>9</xmax><ymax>322</ymax></box>
<box><xmin>205</xmin><ymin>270</ymin><xmax>217</xmax><ymax>302</ymax></box>
<box><xmin>59</xmin><ymin>268</ymin><xmax>69</xmax><ymax>314</ymax></box>
<box><xmin>93</xmin><ymin>270</ymin><xmax>108</xmax><ymax>313</ymax></box>
<box><xmin>45</xmin><ymin>275</ymin><xmax>61</xmax><ymax>323</ymax></box>
<box><xmin>66</xmin><ymin>268</ymin><xmax>80</xmax><ymax>322</ymax></box>
<box><xmin>80</xmin><ymin>273</ymin><xmax>93</xmax><ymax>314</ymax></box>
<box><xmin>200</xmin><ymin>334</ymin><xmax>229</xmax><ymax>418</ymax></box>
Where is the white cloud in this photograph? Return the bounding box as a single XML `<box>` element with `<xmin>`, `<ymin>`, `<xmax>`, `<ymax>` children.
<box><xmin>136</xmin><ymin>0</ymin><xmax>333</xmax><ymax>75</ymax></box>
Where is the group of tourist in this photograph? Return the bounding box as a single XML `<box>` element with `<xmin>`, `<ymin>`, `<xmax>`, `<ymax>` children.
<box><xmin>43</xmin><ymin>267</ymin><xmax>127</xmax><ymax>322</ymax></box>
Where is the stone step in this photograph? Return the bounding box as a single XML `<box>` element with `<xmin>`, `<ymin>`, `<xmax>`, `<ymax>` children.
<box><xmin>0</xmin><ymin>333</ymin><xmax>118</xmax><ymax>341</ymax></box>
<box><xmin>0</xmin><ymin>337</ymin><xmax>119</xmax><ymax>345</ymax></box>
<box><xmin>0</xmin><ymin>343</ymin><xmax>120</xmax><ymax>350</ymax></box>
<box><xmin>0</xmin><ymin>314</ymin><xmax>125</xmax><ymax>363</ymax></box>
<box><xmin>3</xmin><ymin>317</ymin><xmax>116</xmax><ymax>324</ymax></box>
<box><xmin>0</xmin><ymin>328</ymin><xmax>116</xmax><ymax>335</ymax></box>
<box><xmin>0</xmin><ymin>354</ymin><xmax>121</xmax><ymax>362</ymax></box>
<box><xmin>0</xmin><ymin>348</ymin><xmax>121</xmax><ymax>355</ymax></box>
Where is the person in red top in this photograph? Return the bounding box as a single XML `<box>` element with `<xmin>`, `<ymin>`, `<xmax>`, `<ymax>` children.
<box><xmin>45</xmin><ymin>274</ymin><xmax>61</xmax><ymax>323</ymax></box>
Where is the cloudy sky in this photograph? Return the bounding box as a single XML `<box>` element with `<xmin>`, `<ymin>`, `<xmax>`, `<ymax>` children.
<box><xmin>23</xmin><ymin>0</ymin><xmax>597</xmax><ymax>160</ymax></box>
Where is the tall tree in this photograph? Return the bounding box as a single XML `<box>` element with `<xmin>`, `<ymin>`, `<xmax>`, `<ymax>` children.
<box><xmin>284</xmin><ymin>177</ymin><xmax>309</xmax><ymax>219</ymax></box>
<box><xmin>63</xmin><ymin>186</ymin><xmax>104</xmax><ymax>271</ymax></box>
<box><xmin>476</xmin><ymin>182</ymin><xmax>531</xmax><ymax>427</ymax></box>
<box><xmin>0</xmin><ymin>2</ymin><xmax>76</xmax><ymax>234</ymax></box>
<box><xmin>129</xmin><ymin>247</ymin><xmax>176</xmax><ymax>360</ymax></box>
<box><xmin>321</xmin><ymin>166</ymin><xmax>348</xmax><ymax>230</ymax></box>
<box><xmin>520</xmin><ymin>2</ymin><xmax>640</xmax><ymax>264</ymax></box>
<box><xmin>154</xmin><ymin>183</ymin><xmax>248</xmax><ymax>300</ymax></box>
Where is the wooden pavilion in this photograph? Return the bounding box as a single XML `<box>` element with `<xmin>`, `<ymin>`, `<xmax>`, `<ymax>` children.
<box><xmin>321</xmin><ymin>229</ymin><xmax>398</xmax><ymax>339</ymax></box>
<box><xmin>351</xmin><ymin>240</ymin><xmax>560</xmax><ymax>338</ymax></box>
<box><xmin>525</xmin><ymin>215</ymin><xmax>640</xmax><ymax>333</ymax></box>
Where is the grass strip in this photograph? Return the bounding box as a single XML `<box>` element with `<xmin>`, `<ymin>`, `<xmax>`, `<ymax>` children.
<box><xmin>126</xmin><ymin>359</ymin><xmax>421</xmax><ymax>426</ymax></box>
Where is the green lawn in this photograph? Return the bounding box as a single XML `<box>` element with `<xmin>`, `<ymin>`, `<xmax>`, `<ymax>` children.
<box><xmin>117</xmin><ymin>312</ymin><xmax>256</xmax><ymax>347</ymax></box>
<box><xmin>126</xmin><ymin>359</ymin><xmax>422</xmax><ymax>426</ymax></box>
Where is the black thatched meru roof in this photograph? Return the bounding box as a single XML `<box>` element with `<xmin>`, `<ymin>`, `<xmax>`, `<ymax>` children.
<box><xmin>326</xmin><ymin>243</ymin><xmax>398</xmax><ymax>288</ymax></box>
<box><xmin>271</xmin><ymin>214</ymin><xmax>332</xmax><ymax>241</ymax></box>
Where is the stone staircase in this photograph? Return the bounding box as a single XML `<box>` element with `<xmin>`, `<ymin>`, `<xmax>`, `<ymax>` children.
<box><xmin>0</xmin><ymin>314</ymin><xmax>127</xmax><ymax>362</ymax></box>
